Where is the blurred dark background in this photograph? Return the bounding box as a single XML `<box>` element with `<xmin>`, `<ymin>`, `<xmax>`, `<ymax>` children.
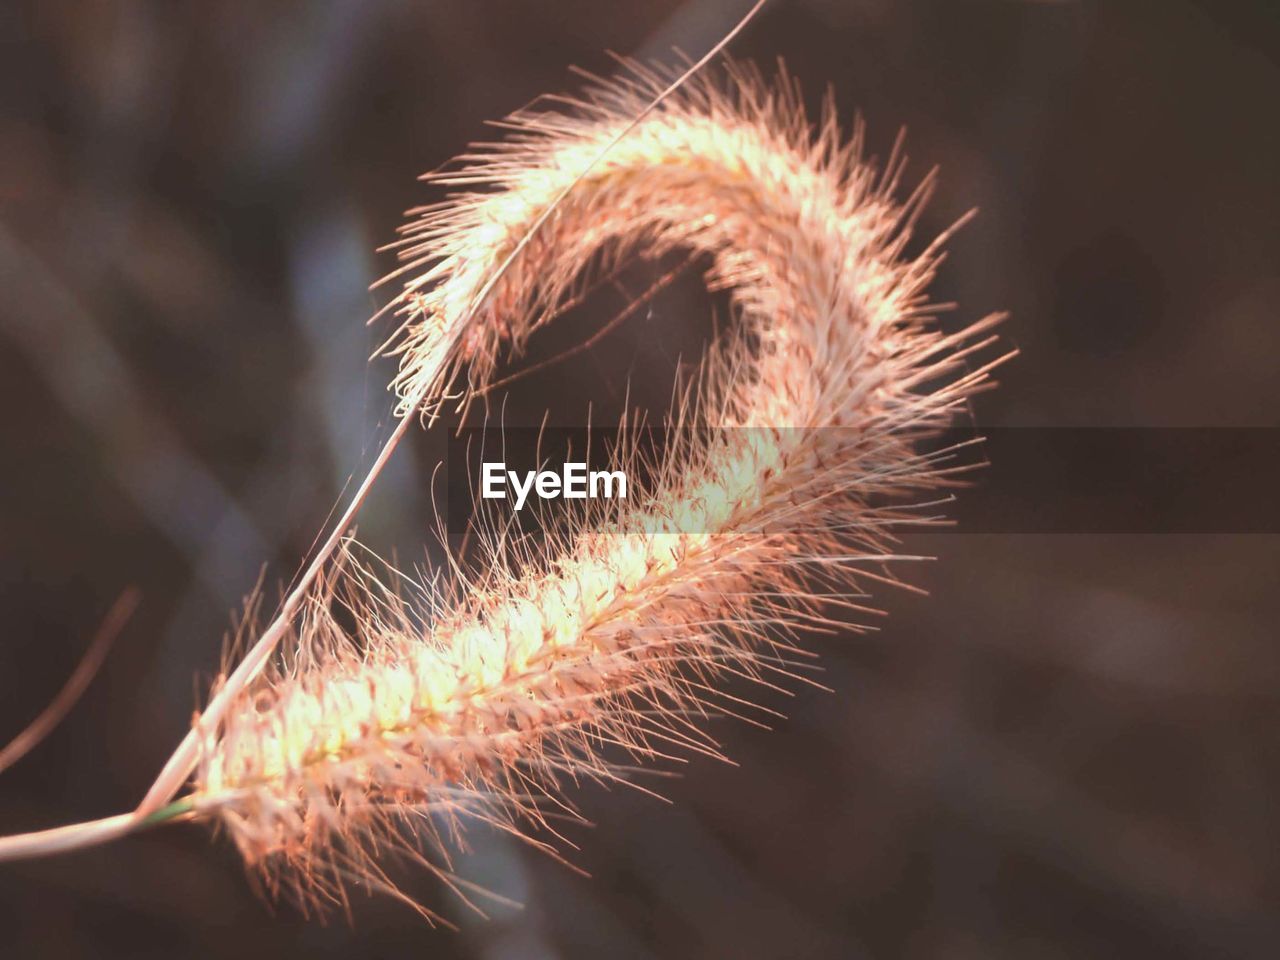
<box><xmin>1</xmin><ymin>0</ymin><xmax>1278</xmax><ymax>957</ymax></box>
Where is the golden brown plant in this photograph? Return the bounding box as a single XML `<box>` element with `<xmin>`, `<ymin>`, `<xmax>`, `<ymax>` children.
<box><xmin>0</xmin><ymin>50</ymin><xmax>1003</xmax><ymax>923</ymax></box>
<box><xmin>197</xmin><ymin>58</ymin><xmax>1002</xmax><ymax>916</ymax></box>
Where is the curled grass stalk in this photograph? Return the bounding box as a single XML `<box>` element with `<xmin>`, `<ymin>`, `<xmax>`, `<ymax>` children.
<box><xmin>0</xmin><ymin>5</ymin><xmax>1008</xmax><ymax>925</ymax></box>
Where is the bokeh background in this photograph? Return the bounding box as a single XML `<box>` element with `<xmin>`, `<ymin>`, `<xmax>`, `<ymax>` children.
<box><xmin>2</xmin><ymin>0</ymin><xmax>1278</xmax><ymax>957</ymax></box>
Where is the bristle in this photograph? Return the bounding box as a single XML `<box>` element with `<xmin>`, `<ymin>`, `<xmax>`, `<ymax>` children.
<box><xmin>192</xmin><ymin>61</ymin><xmax>1000</xmax><ymax>915</ymax></box>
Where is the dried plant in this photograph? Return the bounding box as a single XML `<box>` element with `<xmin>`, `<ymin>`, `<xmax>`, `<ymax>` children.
<box><xmin>0</xmin><ymin>45</ymin><xmax>1003</xmax><ymax>923</ymax></box>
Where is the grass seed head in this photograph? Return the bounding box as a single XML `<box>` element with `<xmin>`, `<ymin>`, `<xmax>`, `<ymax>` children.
<box><xmin>193</xmin><ymin>60</ymin><xmax>1001</xmax><ymax>918</ymax></box>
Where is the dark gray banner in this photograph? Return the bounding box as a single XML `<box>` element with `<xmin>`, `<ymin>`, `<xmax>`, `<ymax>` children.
<box><xmin>442</xmin><ymin>427</ymin><xmax>1280</xmax><ymax>535</ymax></box>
